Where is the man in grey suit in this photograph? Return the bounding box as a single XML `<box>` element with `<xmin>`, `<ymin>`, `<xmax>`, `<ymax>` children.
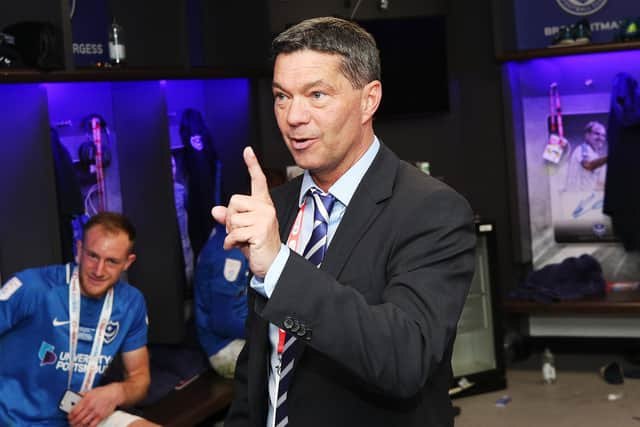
<box><xmin>212</xmin><ymin>16</ymin><xmax>476</xmax><ymax>427</ymax></box>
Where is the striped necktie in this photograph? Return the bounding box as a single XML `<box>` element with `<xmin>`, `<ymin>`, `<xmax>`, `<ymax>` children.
<box><xmin>274</xmin><ymin>188</ymin><xmax>336</xmax><ymax>427</ymax></box>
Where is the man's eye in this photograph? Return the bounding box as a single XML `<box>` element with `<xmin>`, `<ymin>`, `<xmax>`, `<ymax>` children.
<box><xmin>274</xmin><ymin>93</ymin><xmax>288</xmax><ymax>102</ymax></box>
<box><xmin>311</xmin><ymin>91</ymin><xmax>325</xmax><ymax>99</ymax></box>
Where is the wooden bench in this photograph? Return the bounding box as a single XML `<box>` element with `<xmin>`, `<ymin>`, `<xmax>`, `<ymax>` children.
<box><xmin>139</xmin><ymin>369</ymin><xmax>234</xmax><ymax>427</ymax></box>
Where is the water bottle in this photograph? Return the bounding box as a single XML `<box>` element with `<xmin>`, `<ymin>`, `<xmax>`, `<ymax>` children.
<box><xmin>542</xmin><ymin>348</ymin><xmax>557</xmax><ymax>384</ymax></box>
<box><xmin>108</xmin><ymin>19</ymin><xmax>126</xmax><ymax>66</ymax></box>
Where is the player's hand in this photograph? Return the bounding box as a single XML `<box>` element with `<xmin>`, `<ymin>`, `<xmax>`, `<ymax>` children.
<box><xmin>211</xmin><ymin>146</ymin><xmax>281</xmax><ymax>278</ymax></box>
<box><xmin>68</xmin><ymin>384</ymin><xmax>122</xmax><ymax>427</ymax></box>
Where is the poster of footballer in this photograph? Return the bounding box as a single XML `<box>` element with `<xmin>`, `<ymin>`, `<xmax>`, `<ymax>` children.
<box><xmin>545</xmin><ymin>112</ymin><xmax>615</xmax><ymax>243</ymax></box>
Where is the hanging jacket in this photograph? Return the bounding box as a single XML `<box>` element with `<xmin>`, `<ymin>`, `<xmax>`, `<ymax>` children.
<box><xmin>604</xmin><ymin>72</ymin><xmax>640</xmax><ymax>251</ymax></box>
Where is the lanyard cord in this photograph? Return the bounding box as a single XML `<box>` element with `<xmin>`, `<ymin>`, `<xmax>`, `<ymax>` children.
<box><xmin>67</xmin><ymin>264</ymin><xmax>114</xmax><ymax>392</ymax></box>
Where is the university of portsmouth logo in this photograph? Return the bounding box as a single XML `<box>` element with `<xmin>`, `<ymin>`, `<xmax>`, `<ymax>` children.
<box><xmin>556</xmin><ymin>0</ymin><xmax>608</xmax><ymax>16</ymax></box>
<box><xmin>104</xmin><ymin>321</ymin><xmax>119</xmax><ymax>344</ymax></box>
<box><xmin>38</xmin><ymin>341</ymin><xmax>57</xmax><ymax>366</ymax></box>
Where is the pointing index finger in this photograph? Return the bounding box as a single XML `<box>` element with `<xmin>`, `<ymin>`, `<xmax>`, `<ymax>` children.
<box><xmin>244</xmin><ymin>146</ymin><xmax>270</xmax><ymax>200</ymax></box>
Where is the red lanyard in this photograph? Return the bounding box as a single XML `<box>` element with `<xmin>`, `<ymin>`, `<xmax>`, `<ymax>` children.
<box><xmin>278</xmin><ymin>200</ymin><xmax>306</xmax><ymax>354</ymax></box>
<box><xmin>278</xmin><ymin>329</ymin><xmax>287</xmax><ymax>354</ymax></box>
<box><xmin>549</xmin><ymin>83</ymin><xmax>564</xmax><ymax>138</ymax></box>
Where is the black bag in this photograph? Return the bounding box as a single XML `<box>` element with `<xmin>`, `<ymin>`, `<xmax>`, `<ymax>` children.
<box><xmin>2</xmin><ymin>21</ymin><xmax>64</xmax><ymax>70</ymax></box>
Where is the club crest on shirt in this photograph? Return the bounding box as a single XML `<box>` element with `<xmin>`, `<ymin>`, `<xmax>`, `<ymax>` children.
<box><xmin>38</xmin><ymin>341</ymin><xmax>57</xmax><ymax>366</ymax></box>
<box><xmin>104</xmin><ymin>321</ymin><xmax>119</xmax><ymax>344</ymax></box>
<box><xmin>0</xmin><ymin>277</ymin><xmax>22</xmax><ymax>301</ymax></box>
<box><xmin>224</xmin><ymin>258</ymin><xmax>242</xmax><ymax>282</ymax></box>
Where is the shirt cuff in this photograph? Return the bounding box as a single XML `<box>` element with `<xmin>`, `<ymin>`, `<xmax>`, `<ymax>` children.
<box><xmin>249</xmin><ymin>244</ymin><xmax>290</xmax><ymax>298</ymax></box>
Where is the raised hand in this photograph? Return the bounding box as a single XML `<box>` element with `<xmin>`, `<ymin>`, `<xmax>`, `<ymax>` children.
<box><xmin>211</xmin><ymin>147</ymin><xmax>282</xmax><ymax>278</ymax></box>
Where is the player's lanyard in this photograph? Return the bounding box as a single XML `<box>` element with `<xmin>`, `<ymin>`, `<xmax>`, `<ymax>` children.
<box><xmin>66</xmin><ymin>263</ymin><xmax>114</xmax><ymax>392</ymax></box>
<box><xmin>277</xmin><ymin>200</ymin><xmax>306</xmax><ymax>354</ymax></box>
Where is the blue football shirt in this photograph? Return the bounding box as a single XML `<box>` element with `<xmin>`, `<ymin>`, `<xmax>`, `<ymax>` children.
<box><xmin>0</xmin><ymin>263</ymin><xmax>148</xmax><ymax>426</ymax></box>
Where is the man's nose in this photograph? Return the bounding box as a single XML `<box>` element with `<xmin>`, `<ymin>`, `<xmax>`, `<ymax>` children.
<box><xmin>95</xmin><ymin>259</ymin><xmax>106</xmax><ymax>275</ymax></box>
<box><xmin>287</xmin><ymin>98</ymin><xmax>310</xmax><ymax>125</ymax></box>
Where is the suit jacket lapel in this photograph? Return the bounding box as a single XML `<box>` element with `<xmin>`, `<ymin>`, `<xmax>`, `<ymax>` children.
<box><xmin>321</xmin><ymin>143</ymin><xmax>398</xmax><ymax>279</ymax></box>
<box><xmin>270</xmin><ymin>144</ymin><xmax>398</xmax><ymax>281</ymax></box>
<box><xmin>273</xmin><ymin>145</ymin><xmax>398</xmax><ymax>270</ymax></box>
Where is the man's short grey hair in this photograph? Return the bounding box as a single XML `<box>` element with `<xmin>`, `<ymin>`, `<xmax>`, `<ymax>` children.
<box><xmin>271</xmin><ymin>16</ymin><xmax>381</xmax><ymax>89</ymax></box>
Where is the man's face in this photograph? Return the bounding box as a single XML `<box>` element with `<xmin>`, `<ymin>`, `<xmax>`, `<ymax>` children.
<box><xmin>272</xmin><ymin>50</ymin><xmax>378</xmax><ymax>189</ymax></box>
<box><xmin>586</xmin><ymin>124</ymin><xmax>606</xmax><ymax>149</ymax></box>
<box><xmin>76</xmin><ymin>225</ymin><xmax>136</xmax><ymax>298</ymax></box>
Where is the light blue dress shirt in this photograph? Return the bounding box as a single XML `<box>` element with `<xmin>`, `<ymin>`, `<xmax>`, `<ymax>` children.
<box><xmin>251</xmin><ymin>137</ymin><xmax>380</xmax><ymax>427</ymax></box>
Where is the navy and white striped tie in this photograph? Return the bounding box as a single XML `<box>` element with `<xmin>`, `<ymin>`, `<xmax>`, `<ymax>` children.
<box><xmin>274</xmin><ymin>188</ymin><xmax>336</xmax><ymax>427</ymax></box>
<box><xmin>302</xmin><ymin>188</ymin><xmax>336</xmax><ymax>266</ymax></box>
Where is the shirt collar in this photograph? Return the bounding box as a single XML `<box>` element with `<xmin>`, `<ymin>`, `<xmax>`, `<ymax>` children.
<box><xmin>298</xmin><ymin>136</ymin><xmax>380</xmax><ymax>207</ymax></box>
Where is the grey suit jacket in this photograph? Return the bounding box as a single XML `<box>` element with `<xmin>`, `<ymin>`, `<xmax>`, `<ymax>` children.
<box><xmin>225</xmin><ymin>143</ymin><xmax>476</xmax><ymax>427</ymax></box>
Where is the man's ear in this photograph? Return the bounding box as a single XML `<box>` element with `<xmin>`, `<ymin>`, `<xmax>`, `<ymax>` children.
<box><xmin>124</xmin><ymin>254</ymin><xmax>137</xmax><ymax>271</ymax></box>
<box><xmin>75</xmin><ymin>241</ymin><xmax>82</xmax><ymax>264</ymax></box>
<box><xmin>361</xmin><ymin>80</ymin><xmax>382</xmax><ymax>123</ymax></box>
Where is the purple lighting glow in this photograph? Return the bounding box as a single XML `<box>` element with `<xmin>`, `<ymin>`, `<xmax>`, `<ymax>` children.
<box><xmin>40</xmin><ymin>78</ymin><xmax>251</xmax><ymax>139</ymax></box>
<box><xmin>508</xmin><ymin>50</ymin><xmax>640</xmax><ymax>97</ymax></box>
